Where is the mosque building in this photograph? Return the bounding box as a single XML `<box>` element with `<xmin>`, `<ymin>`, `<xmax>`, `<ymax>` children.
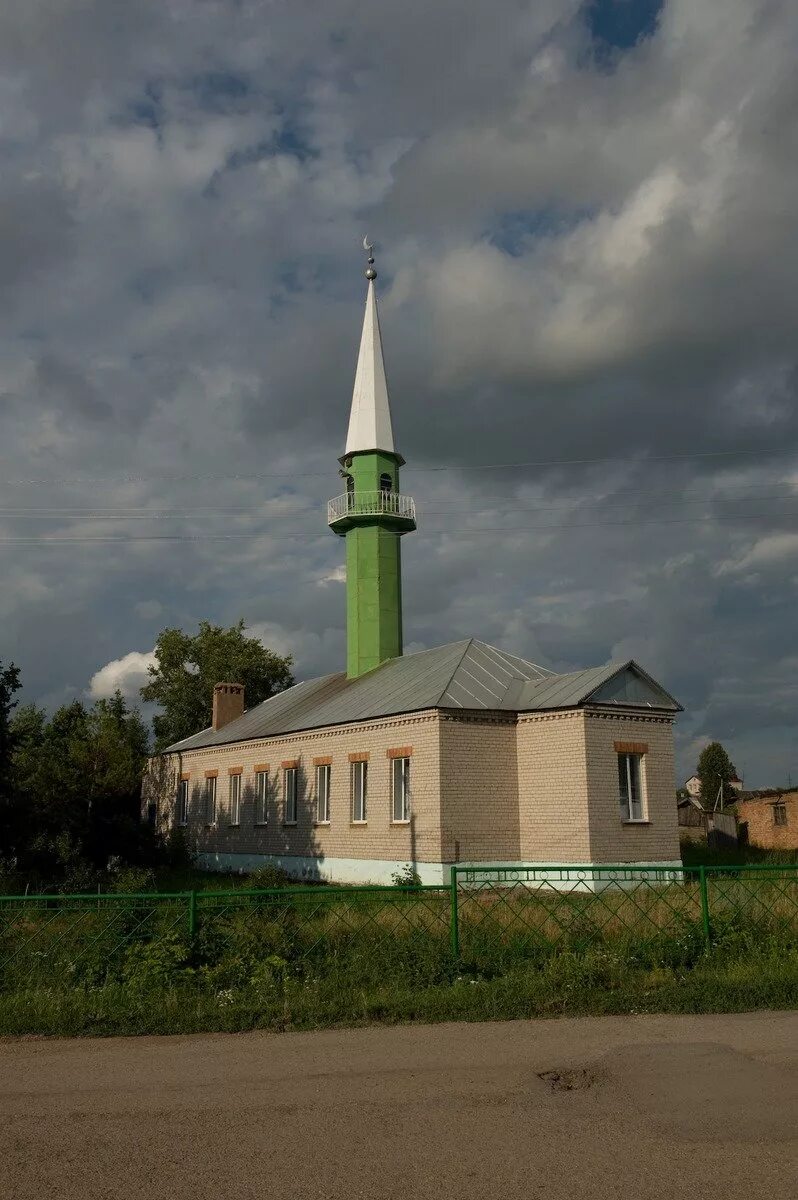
<box><xmin>146</xmin><ymin>247</ymin><xmax>682</xmax><ymax>883</ymax></box>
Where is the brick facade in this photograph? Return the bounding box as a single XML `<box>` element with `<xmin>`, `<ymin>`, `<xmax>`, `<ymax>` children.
<box><xmin>144</xmin><ymin>704</ymin><xmax>680</xmax><ymax>880</ymax></box>
<box><xmin>736</xmin><ymin>790</ymin><xmax>798</xmax><ymax>850</ymax></box>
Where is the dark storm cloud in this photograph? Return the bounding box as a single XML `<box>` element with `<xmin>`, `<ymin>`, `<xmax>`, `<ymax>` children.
<box><xmin>0</xmin><ymin>0</ymin><xmax>796</xmax><ymax>785</ymax></box>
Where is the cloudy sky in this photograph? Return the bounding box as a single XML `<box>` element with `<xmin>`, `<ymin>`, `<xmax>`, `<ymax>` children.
<box><xmin>1</xmin><ymin>0</ymin><xmax>797</xmax><ymax>785</ymax></box>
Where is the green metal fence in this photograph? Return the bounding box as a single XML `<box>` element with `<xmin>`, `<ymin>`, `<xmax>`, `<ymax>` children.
<box><xmin>1</xmin><ymin>864</ymin><xmax>797</xmax><ymax>992</ymax></box>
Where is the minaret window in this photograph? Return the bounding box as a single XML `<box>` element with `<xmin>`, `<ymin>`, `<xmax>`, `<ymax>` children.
<box><xmin>379</xmin><ymin>472</ymin><xmax>393</xmax><ymax>495</ymax></box>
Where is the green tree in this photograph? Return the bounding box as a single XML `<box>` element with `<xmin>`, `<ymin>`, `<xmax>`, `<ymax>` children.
<box><xmin>141</xmin><ymin>620</ymin><xmax>294</xmax><ymax>751</ymax></box>
<box><xmin>696</xmin><ymin>741</ymin><xmax>738</xmax><ymax>810</ymax></box>
<box><xmin>10</xmin><ymin>692</ymin><xmax>153</xmax><ymax>879</ymax></box>
<box><xmin>0</xmin><ymin>660</ymin><xmax>22</xmax><ymax>853</ymax></box>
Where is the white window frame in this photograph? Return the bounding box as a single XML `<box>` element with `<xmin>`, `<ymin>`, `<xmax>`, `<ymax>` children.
<box><xmin>351</xmin><ymin>760</ymin><xmax>367</xmax><ymax>824</ymax></box>
<box><xmin>229</xmin><ymin>774</ymin><xmax>241</xmax><ymax>826</ymax></box>
<box><xmin>205</xmin><ymin>776</ymin><xmax>217</xmax><ymax>825</ymax></box>
<box><xmin>391</xmin><ymin>757</ymin><xmax>411</xmax><ymax>824</ymax></box>
<box><xmin>255</xmin><ymin>770</ymin><xmax>269</xmax><ymax>825</ymax></box>
<box><xmin>284</xmin><ymin>767</ymin><xmax>298</xmax><ymax>826</ymax></box>
<box><xmin>177</xmin><ymin>779</ymin><xmax>189</xmax><ymax>827</ymax></box>
<box><xmin>618</xmin><ymin>752</ymin><xmax>645</xmax><ymax>822</ymax></box>
<box><xmin>316</xmin><ymin>764</ymin><xmax>331</xmax><ymax>824</ymax></box>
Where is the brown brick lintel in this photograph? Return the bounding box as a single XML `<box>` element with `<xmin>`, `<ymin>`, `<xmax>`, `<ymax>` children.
<box><xmin>281</xmin><ymin>759</ymin><xmax>299</xmax><ymax>770</ymax></box>
<box><xmin>253</xmin><ymin>763</ymin><xmax>270</xmax><ymax>773</ymax></box>
<box><xmin>349</xmin><ymin>752</ymin><xmax>370</xmax><ymax>763</ymax></box>
<box><xmin>204</xmin><ymin>769</ymin><xmax>219</xmax><ymax>779</ymax></box>
<box><xmin>387</xmin><ymin>746</ymin><xmax>413</xmax><ymax>759</ymax></box>
<box><xmin>228</xmin><ymin>766</ymin><xmax>243</xmax><ymax>776</ymax></box>
<box><xmin>180</xmin><ymin>772</ymin><xmax>191</xmax><ymax>782</ymax></box>
<box><xmin>313</xmin><ymin>756</ymin><xmax>333</xmax><ymax>767</ymax></box>
<box><xmin>614</xmin><ymin>741</ymin><xmax>649</xmax><ymax>755</ymax></box>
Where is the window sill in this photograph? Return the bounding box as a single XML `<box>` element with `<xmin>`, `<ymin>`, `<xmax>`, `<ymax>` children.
<box><xmin>228</xmin><ymin>823</ymin><xmax>241</xmax><ymax>829</ymax></box>
<box><xmin>254</xmin><ymin>821</ymin><xmax>268</xmax><ymax>827</ymax></box>
<box><xmin>391</xmin><ymin>819</ymin><xmax>411</xmax><ymax>826</ymax></box>
<box><xmin>350</xmin><ymin>820</ymin><xmax>368</xmax><ymax>827</ymax></box>
<box><xmin>314</xmin><ymin>820</ymin><xmax>331</xmax><ymax>827</ymax></box>
<box><xmin>282</xmin><ymin>821</ymin><xmax>298</xmax><ymax>828</ymax></box>
<box><xmin>621</xmin><ymin>819</ymin><xmax>652</xmax><ymax>826</ymax></box>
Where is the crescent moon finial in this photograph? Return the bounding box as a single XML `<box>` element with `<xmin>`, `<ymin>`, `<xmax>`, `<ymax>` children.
<box><xmin>362</xmin><ymin>235</ymin><xmax>377</xmax><ymax>280</ymax></box>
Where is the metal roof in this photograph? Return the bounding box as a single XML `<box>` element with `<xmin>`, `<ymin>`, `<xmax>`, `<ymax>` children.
<box><xmin>164</xmin><ymin>639</ymin><xmax>681</xmax><ymax>753</ymax></box>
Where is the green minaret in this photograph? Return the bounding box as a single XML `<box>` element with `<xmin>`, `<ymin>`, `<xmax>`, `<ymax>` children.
<box><xmin>328</xmin><ymin>241</ymin><xmax>416</xmax><ymax>679</ymax></box>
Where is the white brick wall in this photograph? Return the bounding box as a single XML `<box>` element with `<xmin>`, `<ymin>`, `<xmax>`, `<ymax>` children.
<box><xmin>144</xmin><ymin>703</ymin><xmax>681</xmax><ymax>874</ymax></box>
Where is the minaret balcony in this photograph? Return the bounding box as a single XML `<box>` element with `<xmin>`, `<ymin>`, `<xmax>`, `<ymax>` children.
<box><xmin>327</xmin><ymin>490</ymin><xmax>417</xmax><ymax>534</ymax></box>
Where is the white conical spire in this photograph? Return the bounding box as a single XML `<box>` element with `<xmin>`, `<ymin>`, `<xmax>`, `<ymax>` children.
<box><xmin>345</xmin><ymin>271</ymin><xmax>396</xmax><ymax>456</ymax></box>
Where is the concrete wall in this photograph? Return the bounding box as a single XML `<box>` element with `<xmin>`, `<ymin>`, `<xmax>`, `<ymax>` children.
<box><xmin>584</xmin><ymin>710</ymin><xmax>680</xmax><ymax>863</ymax></box>
<box><xmin>439</xmin><ymin>713</ymin><xmax>519</xmax><ymax>863</ymax></box>
<box><xmin>736</xmin><ymin>790</ymin><xmax>798</xmax><ymax>849</ymax></box>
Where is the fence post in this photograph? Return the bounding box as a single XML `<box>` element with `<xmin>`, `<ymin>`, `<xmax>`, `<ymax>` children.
<box><xmin>698</xmin><ymin>866</ymin><xmax>711</xmax><ymax>950</ymax></box>
<box><xmin>188</xmin><ymin>890</ymin><xmax>197</xmax><ymax>941</ymax></box>
<box><xmin>449</xmin><ymin>866</ymin><xmax>460</xmax><ymax>961</ymax></box>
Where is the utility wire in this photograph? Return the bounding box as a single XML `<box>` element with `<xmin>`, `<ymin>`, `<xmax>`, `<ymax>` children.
<box><xmin>1</xmin><ymin>443</ymin><xmax>795</xmax><ymax>487</ymax></box>
<box><xmin>2</xmin><ymin>508</ymin><xmax>798</xmax><ymax>543</ymax></box>
<box><xmin>0</xmin><ymin>486</ymin><xmax>796</xmax><ymax>519</ymax></box>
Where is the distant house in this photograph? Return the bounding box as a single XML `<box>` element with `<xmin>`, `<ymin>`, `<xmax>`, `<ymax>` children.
<box><xmin>735</xmin><ymin>789</ymin><xmax>798</xmax><ymax>850</ymax></box>
<box><xmin>684</xmin><ymin>773</ymin><xmax>743</xmax><ymax>800</ymax></box>
<box><xmin>677</xmin><ymin>796</ymin><xmax>738</xmax><ymax>849</ymax></box>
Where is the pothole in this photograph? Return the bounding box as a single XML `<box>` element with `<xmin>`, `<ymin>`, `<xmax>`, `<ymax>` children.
<box><xmin>537</xmin><ymin>1067</ymin><xmax>598</xmax><ymax>1092</ymax></box>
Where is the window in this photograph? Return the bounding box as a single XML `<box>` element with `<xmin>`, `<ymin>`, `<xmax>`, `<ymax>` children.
<box><xmin>284</xmin><ymin>768</ymin><xmax>297</xmax><ymax>825</ymax></box>
<box><xmin>392</xmin><ymin>757</ymin><xmax>411</xmax><ymax>823</ymax></box>
<box><xmin>229</xmin><ymin>774</ymin><xmax>241</xmax><ymax>826</ymax></box>
<box><xmin>379</xmin><ymin>472</ymin><xmax>393</xmax><ymax>494</ymax></box>
<box><xmin>618</xmin><ymin>753</ymin><xmax>644</xmax><ymax>821</ymax></box>
<box><xmin>177</xmin><ymin>779</ymin><xmax>189</xmax><ymax>827</ymax></box>
<box><xmin>774</xmin><ymin>804</ymin><xmax>788</xmax><ymax>826</ymax></box>
<box><xmin>255</xmin><ymin>770</ymin><xmax>269</xmax><ymax>824</ymax></box>
<box><xmin>351</xmin><ymin>760</ymin><xmax>367</xmax><ymax>823</ymax></box>
<box><xmin>205</xmin><ymin>776</ymin><xmax>217</xmax><ymax>825</ymax></box>
<box><xmin>316</xmin><ymin>764</ymin><xmax>331</xmax><ymax>823</ymax></box>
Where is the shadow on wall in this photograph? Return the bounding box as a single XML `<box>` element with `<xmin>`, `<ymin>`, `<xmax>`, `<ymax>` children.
<box><xmin>143</xmin><ymin>754</ymin><xmax>327</xmax><ymax>880</ymax></box>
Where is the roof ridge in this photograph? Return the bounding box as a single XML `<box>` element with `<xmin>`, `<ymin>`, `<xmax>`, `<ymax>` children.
<box><xmin>437</xmin><ymin>637</ymin><xmax>475</xmax><ymax>703</ymax></box>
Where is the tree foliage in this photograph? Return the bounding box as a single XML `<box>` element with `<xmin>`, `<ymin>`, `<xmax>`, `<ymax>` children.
<box><xmin>6</xmin><ymin>688</ymin><xmax>154</xmax><ymax>886</ymax></box>
<box><xmin>0</xmin><ymin>660</ymin><xmax>22</xmax><ymax>848</ymax></box>
<box><xmin>141</xmin><ymin>620</ymin><xmax>294</xmax><ymax>751</ymax></box>
<box><xmin>696</xmin><ymin>741</ymin><xmax>738</xmax><ymax>809</ymax></box>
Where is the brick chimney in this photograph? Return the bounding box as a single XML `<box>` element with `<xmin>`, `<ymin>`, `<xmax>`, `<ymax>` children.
<box><xmin>212</xmin><ymin>683</ymin><xmax>245</xmax><ymax>731</ymax></box>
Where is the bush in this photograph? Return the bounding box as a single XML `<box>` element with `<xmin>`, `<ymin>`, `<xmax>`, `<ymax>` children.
<box><xmin>108</xmin><ymin>865</ymin><xmax>157</xmax><ymax>894</ymax></box>
<box><xmin>391</xmin><ymin>863</ymin><xmax>422</xmax><ymax>888</ymax></box>
<box><xmin>247</xmin><ymin>864</ymin><xmax>292</xmax><ymax>890</ymax></box>
<box><xmin>122</xmin><ymin>933</ymin><xmax>192</xmax><ymax>990</ymax></box>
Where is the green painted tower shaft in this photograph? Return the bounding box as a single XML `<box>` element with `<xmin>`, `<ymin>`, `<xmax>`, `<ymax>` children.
<box><xmin>341</xmin><ymin>450</ymin><xmax>405</xmax><ymax>678</ymax></box>
<box><xmin>346</xmin><ymin>524</ymin><xmax>403</xmax><ymax>676</ymax></box>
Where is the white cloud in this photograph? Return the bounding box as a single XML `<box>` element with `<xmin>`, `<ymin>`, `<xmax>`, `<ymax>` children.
<box><xmin>88</xmin><ymin>650</ymin><xmax>156</xmax><ymax>700</ymax></box>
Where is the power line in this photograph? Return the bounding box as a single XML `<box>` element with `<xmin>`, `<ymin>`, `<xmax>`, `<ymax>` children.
<box><xmin>1</xmin><ymin>443</ymin><xmax>795</xmax><ymax>487</ymax></box>
<box><xmin>0</xmin><ymin>485</ymin><xmax>796</xmax><ymax>519</ymax></box>
<box><xmin>2</xmin><ymin>507</ymin><xmax>798</xmax><ymax>544</ymax></box>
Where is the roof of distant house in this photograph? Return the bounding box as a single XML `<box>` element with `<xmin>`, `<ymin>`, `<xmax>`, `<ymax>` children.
<box><xmin>164</xmin><ymin>638</ymin><xmax>682</xmax><ymax>753</ymax></box>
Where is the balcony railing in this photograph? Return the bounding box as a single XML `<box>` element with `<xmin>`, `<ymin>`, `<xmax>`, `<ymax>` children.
<box><xmin>327</xmin><ymin>490</ymin><xmax>416</xmax><ymax>525</ymax></box>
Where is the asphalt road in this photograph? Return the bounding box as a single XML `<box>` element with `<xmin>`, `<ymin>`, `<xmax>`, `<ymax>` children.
<box><xmin>2</xmin><ymin>1012</ymin><xmax>797</xmax><ymax>1200</ymax></box>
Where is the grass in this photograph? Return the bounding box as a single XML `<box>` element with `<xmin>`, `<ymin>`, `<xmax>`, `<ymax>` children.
<box><xmin>2</xmin><ymin>870</ymin><xmax>798</xmax><ymax>1037</ymax></box>
<box><xmin>680</xmin><ymin>842</ymin><xmax>798</xmax><ymax>867</ymax></box>
<box><xmin>2</xmin><ymin>939</ymin><xmax>796</xmax><ymax>1038</ymax></box>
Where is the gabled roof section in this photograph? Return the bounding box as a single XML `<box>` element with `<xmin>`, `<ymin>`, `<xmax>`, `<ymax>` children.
<box><xmin>345</xmin><ymin>279</ymin><xmax>395</xmax><ymax>456</ymax></box>
<box><xmin>163</xmin><ymin>646</ymin><xmax>680</xmax><ymax>753</ymax></box>
<box><xmin>517</xmin><ymin>660</ymin><xmax>682</xmax><ymax>712</ymax></box>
